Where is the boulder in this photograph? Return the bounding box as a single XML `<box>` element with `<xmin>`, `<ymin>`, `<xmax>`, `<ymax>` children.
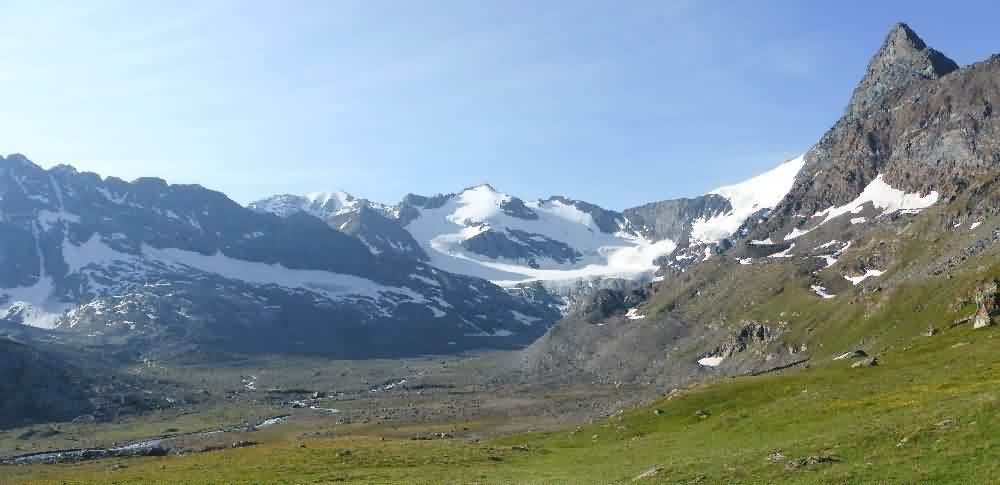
<box><xmin>784</xmin><ymin>455</ymin><xmax>838</xmax><ymax>470</ymax></box>
<box><xmin>851</xmin><ymin>357</ymin><xmax>879</xmax><ymax>368</ymax></box>
<box><xmin>632</xmin><ymin>466</ymin><xmax>663</xmax><ymax>481</ymax></box>
<box><xmin>833</xmin><ymin>350</ymin><xmax>868</xmax><ymax>360</ymax></box>
<box><xmin>973</xmin><ymin>280</ymin><xmax>998</xmax><ymax>329</ymax></box>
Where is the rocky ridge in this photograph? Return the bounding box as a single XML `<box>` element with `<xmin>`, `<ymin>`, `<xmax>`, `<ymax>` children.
<box><xmin>523</xmin><ymin>22</ymin><xmax>1000</xmax><ymax>387</ymax></box>
<box><xmin>0</xmin><ymin>156</ymin><xmax>557</xmax><ymax>358</ymax></box>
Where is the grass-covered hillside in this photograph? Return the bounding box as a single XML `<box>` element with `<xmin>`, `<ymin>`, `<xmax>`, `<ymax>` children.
<box><xmin>5</xmin><ymin>315</ymin><xmax>997</xmax><ymax>484</ymax></box>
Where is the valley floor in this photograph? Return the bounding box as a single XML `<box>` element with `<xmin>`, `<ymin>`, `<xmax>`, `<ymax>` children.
<box><xmin>3</xmin><ymin>321</ymin><xmax>1000</xmax><ymax>484</ymax></box>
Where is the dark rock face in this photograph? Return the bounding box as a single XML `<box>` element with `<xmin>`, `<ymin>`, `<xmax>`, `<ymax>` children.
<box><xmin>249</xmin><ymin>193</ymin><xmax>427</xmax><ymax>262</ymax></box>
<box><xmin>574</xmin><ymin>288</ymin><xmax>628</xmax><ymax>323</ymax></box>
<box><xmin>461</xmin><ymin>228</ymin><xmax>581</xmax><ymax>266</ymax></box>
<box><xmin>846</xmin><ymin>22</ymin><xmax>959</xmax><ymax>117</ymax></box>
<box><xmin>703</xmin><ymin>321</ymin><xmax>777</xmax><ymax>360</ymax></box>
<box><xmin>521</xmin><ymin>305</ymin><xmax>704</xmax><ymax>386</ymax></box>
<box><xmin>397</xmin><ymin>193</ymin><xmax>450</xmax><ymax>226</ymax></box>
<box><xmin>0</xmin><ymin>338</ymin><xmax>93</xmax><ymax>429</ymax></box>
<box><xmin>973</xmin><ymin>280</ymin><xmax>998</xmax><ymax>329</ymax></box>
<box><xmin>328</xmin><ymin>206</ymin><xmax>428</xmax><ymax>262</ymax></box>
<box><xmin>758</xmin><ymin>26</ymin><xmax>1000</xmax><ymax>242</ymax></box>
<box><xmin>499</xmin><ymin>197</ymin><xmax>538</xmax><ymax>220</ymax></box>
<box><xmin>624</xmin><ymin>194</ymin><xmax>732</xmax><ymax>244</ymax></box>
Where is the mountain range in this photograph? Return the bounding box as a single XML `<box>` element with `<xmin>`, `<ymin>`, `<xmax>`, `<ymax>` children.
<box><xmin>0</xmin><ymin>143</ymin><xmax>798</xmax><ymax>359</ymax></box>
<box><xmin>1</xmin><ymin>22</ymin><xmax>994</xmax><ymax>375</ymax></box>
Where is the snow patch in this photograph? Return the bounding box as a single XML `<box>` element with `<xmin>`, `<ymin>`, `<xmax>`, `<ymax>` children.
<box><xmin>409</xmin><ymin>273</ymin><xmax>439</xmax><ymax>287</ymax></box>
<box><xmin>690</xmin><ymin>155</ymin><xmax>805</xmax><ymax>243</ymax></box>
<box><xmin>812</xmin><ymin>174</ymin><xmax>938</xmax><ymax>226</ymax></box>
<box><xmin>625</xmin><ymin>307</ymin><xmax>646</xmax><ymax>320</ymax></box>
<box><xmin>810</xmin><ymin>285</ymin><xmax>835</xmax><ymax>299</ymax></box>
<box><xmin>814</xmin><ymin>241</ymin><xmax>851</xmax><ymax>268</ymax></box>
<box><xmin>1</xmin><ymin>226</ymin><xmax>70</xmax><ymax>328</ymax></box>
<box><xmin>815</xmin><ymin>240</ymin><xmax>840</xmax><ymax>250</ymax></box>
<box><xmin>768</xmin><ymin>244</ymin><xmax>795</xmax><ymax>258</ymax></box>
<box><xmin>36</xmin><ymin>210</ymin><xmax>81</xmax><ymax>230</ymax></box>
<box><xmin>845</xmin><ymin>269</ymin><xmax>884</xmax><ymax>285</ymax></box>
<box><xmin>510</xmin><ymin>310</ymin><xmax>541</xmax><ymax>325</ymax></box>
<box><xmin>784</xmin><ymin>226</ymin><xmax>815</xmax><ymax>241</ymax></box>
<box><xmin>466</xmin><ymin>329</ymin><xmax>515</xmax><ymax>337</ymax></box>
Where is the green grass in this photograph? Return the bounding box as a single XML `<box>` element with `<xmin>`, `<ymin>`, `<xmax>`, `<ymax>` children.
<box><xmin>6</xmin><ymin>321</ymin><xmax>999</xmax><ymax>484</ymax></box>
<box><xmin>0</xmin><ymin>401</ymin><xmax>277</xmax><ymax>457</ymax></box>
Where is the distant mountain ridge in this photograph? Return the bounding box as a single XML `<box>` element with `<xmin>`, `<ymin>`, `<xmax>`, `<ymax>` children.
<box><xmin>0</xmin><ymin>155</ymin><xmax>557</xmax><ymax>358</ymax></box>
<box><xmin>252</xmin><ymin>159</ymin><xmax>805</xmax><ymax>292</ymax></box>
<box><xmin>1</xmin><ymin>126</ymin><xmax>806</xmax><ymax>360</ymax></box>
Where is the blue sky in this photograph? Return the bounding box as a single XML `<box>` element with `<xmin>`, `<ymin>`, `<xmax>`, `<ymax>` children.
<box><xmin>2</xmin><ymin>1</ymin><xmax>998</xmax><ymax>209</ymax></box>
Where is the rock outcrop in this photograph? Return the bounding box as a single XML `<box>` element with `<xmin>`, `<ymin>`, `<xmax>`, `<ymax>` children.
<box><xmin>0</xmin><ymin>339</ymin><xmax>94</xmax><ymax>429</ymax></box>
<box><xmin>845</xmin><ymin>22</ymin><xmax>959</xmax><ymax>117</ymax></box>
<box><xmin>973</xmin><ymin>280</ymin><xmax>998</xmax><ymax>329</ymax></box>
<box><xmin>754</xmin><ymin>24</ymin><xmax>1000</xmax><ymax>243</ymax></box>
<box><xmin>705</xmin><ymin>321</ymin><xmax>777</xmax><ymax>359</ymax></box>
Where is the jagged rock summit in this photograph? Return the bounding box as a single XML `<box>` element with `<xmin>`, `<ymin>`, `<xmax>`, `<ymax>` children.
<box><xmin>846</xmin><ymin>22</ymin><xmax>959</xmax><ymax>116</ymax></box>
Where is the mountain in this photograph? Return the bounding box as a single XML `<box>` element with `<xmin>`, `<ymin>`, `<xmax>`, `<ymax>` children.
<box><xmin>253</xmin><ymin>185</ymin><xmax>674</xmax><ymax>312</ymax></box>
<box><xmin>0</xmin><ymin>156</ymin><xmax>558</xmax><ymax>358</ymax></box>
<box><xmin>623</xmin><ymin>155</ymin><xmax>805</xmax><ymax>274</ymax></box>
<box><xmin>3</xmin><ymin>150</ymin><xmax>799</xmax><ymax>360</ymax></box>
<box><xmin>845</xmin><ymin>22</ymin><xmax>959</xmax><ymax>116</ymax></box>
<box><xmin>752</xmin><ymin>26</ymin><xmax>997</xmax><ymax>248</ymax></box>
<box><xmin>0</xmin><ymin>338</ymin><xmax>94</xmax><ymax>428</ymax></box>
<box><xmin>9</xmin><ymin>22</ymin><xmax>974</xmax><ymax>368</ymax></box>
<box><xmin>253</xmin><ymin>162</ymin><xmax>805</xmax><ymax>310</ymax></box>
<box><xmin>397</xmin><ymin>185</ymin><xmax>675</xmax><ymax>286</ymax></box>
<box><xmin>249</xmin><ymin>192</ymin><xmax>426</xmax><ymax>261</ymax></box>
<box><xmin>524</xmin><ymin>22</ymin><xmax>1000</xmax><ymax>385</ymax></box>
<box><xmin>0</xmin><ymin>337</ymin><xmax>187</xmax><ymax>429</ymax></box>
<box><xmin>256</xmin><ymin>185</ymin><xmax>675</xmax><ymax>287</ymax></box>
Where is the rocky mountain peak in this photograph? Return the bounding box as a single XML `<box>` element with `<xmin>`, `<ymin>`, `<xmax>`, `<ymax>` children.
<box><xmin>885</xmin><ymin>22</ymin><xmax>927</xmax><ymax>50</ymax></box>
<box><xmin>462</xmin><ymin>183</ymin><xmax>498</xmax><ymax>194</ymax></box>
<box><xmin>845</xmin><ymin>22</ymin><xmax>959</xmax><ymax>116</ymax></box>
<box><xmin>1</xmin><ymin>153</ymin><xmax>42</xmax><ymax>171</ymax></box>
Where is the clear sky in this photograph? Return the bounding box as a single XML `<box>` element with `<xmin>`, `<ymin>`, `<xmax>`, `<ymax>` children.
<box><xmin>2</xmin><ymin>1</ymin><xmax>998</xmax><ymax>210</ymax></box>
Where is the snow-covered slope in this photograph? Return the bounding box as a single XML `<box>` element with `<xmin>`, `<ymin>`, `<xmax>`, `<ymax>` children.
<box><xmin>782</xmin><ymin>173</ymin><xmax>939</xmax><ymax>241</ymax></box>
<box><xmin>622</xmin><ymin>156</ymin><xmax>806</xmax><ymax>275</ymax></box>
<box><xmin>401</xmin><ymin>185</ymin><xmax>676</xmax><ymax>286</ymax></box>
<box><xmin>248</xmin><ymin>191</ymin><xmax>394</xmax><ymax>219</ymax></box>
<box><xmin>690</xmin><ymin>155</ymin><xmax>805</xmax><ymax>243</ymax></box>
<box><xmin>253</xmin><ymin>159</ymin><xmax>807</xmax><ymax>292</ymax></box>
<box><xmin>249</xmin><ymin>192</ymin><xmax>422</xmax><ymax>260</ymax></box>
